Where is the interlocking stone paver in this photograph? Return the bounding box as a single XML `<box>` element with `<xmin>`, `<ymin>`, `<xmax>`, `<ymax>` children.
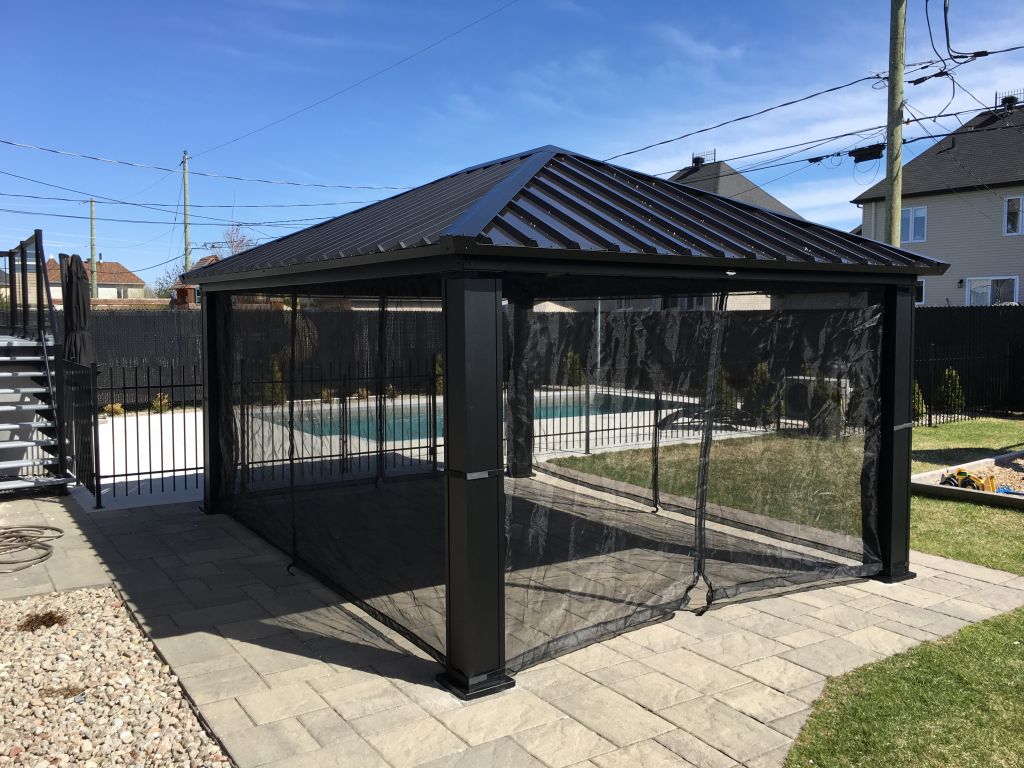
<box><xmin>667</xmin><ymin>612</ymin><xmax>736</xmax><ymax>639</ymax></box>
<box><xmin>183</xmin><ymin>663</ymin><xmax>269</xmax><ymax>705</ymax></box>
<box><xmin>552</xmin><ymin>687</ymin><xmax>674</xmax><ymax>747</ymax></box>
<box><xmin>602</xmin><ymin>633</ymin><xmax>657</xmax><ymax>660</ymax></box>
<box><xmin>744</xmin><ymin>743</ymin><xmax>793</xmax><ymax>768</ymax></box>
<box><xmin>873</xmin><ymin>620</ymin><xmax>939</xmax><ymax>642</ymax></box>
<box><xmin>514</xmin><ymin>717</ymin><xmax>616</xmax><ymax>767</ymax></box>
<box><xmin>229</xmin><ymin>633</ymin><xmax>318</xmax><ymax>675</ymax></box>
<box><xmin>439</xmin><ymin>689</ymin><xmax>564</xmax><ymax>746</ymax></box>
<box><xmin>929</xmin><ymin>597</ymin><xmax>1001</xmax><ymax>623</ymax></box>
<box><xmin>713</xmin><ymin>682</ymin><xmax>806</xmax><ymax>724</ymax></box>
<box><xmin>921</xmin><ymin>614</ymin><xmax>970</xmax><ymax>636</ymax></box>
<box><xmin>911</xmin><ymin>576</ymin><xmax>976</xmax><ymax>598</ymax></box>
<box><xmin>419</xmin><ymin>737</ymin><xmax>546</xmax><ymax>767</ymax></box>
<box><xmin>592</xmin><ymin>738</ymin><xmax>698</xmax><ymax>768</ymax></box>
<box><xmin>735</xmin><ymin>656</ymin><xmax>824</xmax><ymax>694</ymax></box>
<box><xmin>559</xmin><ymin>643</ymin><xmax>631</xmax><ymax>673</ymax></box>
<box><xmin>586</xmin><ymin>660</ymin><xmax>651</xmax><ymax>685</ymax></box>
<box><xmin>773</xmin><ymin>628</ymin><xmax>833</xmax><ymax>648</ymax></box>
<box><xmin>868</xmin><ymin>600</ymin><xmax>948</xmax><ymax>628</ymax></box>
<box><xmin>320</xmin><ymin>678</ymin><xmax>410</xmax><ymax>721</ymax></box>
<box><xmin>769</xmin><ymin>708</ymin><xmax>811</xmax><ymax>739</ymax></box>
<box><xmin>350</xmin><ymin>702</ymin><xmax>429</xmax><ymax>736</ymax></box>
<box><xmin>971</xmin><ymin>585</ymin><xmax>1024</xmax><ymax>611</ymax></box>
<box><xmin>729</xmin><ymin>612</ymin><xmax>805</xmax><ymax>639</ymax></box>
<box><xmin>199</xmin><ymin>698</ymin><xmax>254</xmax><ymax>734</ymax></box>
<box><xmin>642</xmin><ymin>647</ymin><xmax>750</xmax><ymax>694</ymax></box>
<box><xmin>237</xmin><ymin>682</ymin><xmax>327</xmax><ymax>724</ymax></box>
<box><xmin>843</xmin><ymin>626</ymin><xmax>920</xmax><ymax>656</ymax></box>
<box><xmin>218</xmin><ymin>717</ymin><xmax>320</xmax><ymax>767</ymax></box>
<box><xmin>363</xmin><ymin>716</ymin><xmax>467</xmax><ymax>768</ymax></box>
<box><xmin>807</xmin><ymin>604</ymin><xmax>882</xmax><ymax>631</ymax></box>
<box><xmin>516</xmin><ymin>661</ymin><xmax>602</xmax><ymax>701</ymax></box>
<box><xmin>655</xmin><ymin>729</ymin><xmax>737</xmax><ymax>768</ymax></box>
<box><xmin>608</xmin><ymin>671</ymin><xmax>701</xmax><ymax>711</ymax></box>
<box><xmin>297</xmin><ymin>707</ymin><xmax>357</xmax><ymax>747</ymax></box>
<box><xmin>155</xmin><ymin>630</ymin><xmax>236</xmax><ymax>667</ymax></box>
<box><xmin>261</xmin><ymin>662</ymin><xmax>334</xmax><ymax>688</ymax></box>
<box><xmin>262</xmin><ymin>738</ymin><xmax>390</xmax><ymax>768</ymax></box>
<box><xmin>788</xmin><ymin>680</ymin><xmax>826</xmax><ymax>705</ymax></box>
<box><xmin>659</xmin><ymin>697</ymin><xmax>790</xmax><ymax>764</ymax></box>
<box><xmin>689</xmin><ymin>630</ymin><xmax>787</xmax><ymax>667</ymax></box>
<box><xmin>781</xmin><ymin>637</ymin><xmax>881</xmax><ymax>676</ymax></box>
<box><xmin>751</xmin><ymin>596</ymin><xmax>815</xmax><ymax>620</ymax></box>
<box><xmin>625</xmin><ymin>622</ymin><xmax>696</xmax><ymax>652</ymax></box>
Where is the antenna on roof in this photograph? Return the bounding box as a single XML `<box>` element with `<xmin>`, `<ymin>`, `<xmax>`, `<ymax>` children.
<box><xmin>691</xmin><ymin>149</ymin><xmax>716</xmax><ymax>168</ymax></box>
<box><xmin>995</xmin><ymin>89</ymin><xmax>1022</xmax><ymax>112</ymax></box>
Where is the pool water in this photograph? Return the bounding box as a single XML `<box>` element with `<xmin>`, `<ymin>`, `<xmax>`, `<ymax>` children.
<box><xmin>283</xmin><ymin>392</ymin><xmax>691</xmax><ymax>441</ymax></box>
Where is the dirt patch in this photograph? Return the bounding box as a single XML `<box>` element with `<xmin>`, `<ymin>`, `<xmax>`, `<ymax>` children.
<box><xmin>17</xmin><ymin>610</ymin><xmax>67</xmax><ymax>632</ymax></box>
<box><xmin>992</xmin><ymin>455</ymin><xmax>1024</xmax><ymax>493</ymax></box>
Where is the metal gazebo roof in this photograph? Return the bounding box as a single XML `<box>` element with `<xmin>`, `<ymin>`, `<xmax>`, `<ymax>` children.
<box><xmin>188</xmin><ymin>145</ymin><xmax>947</xmax><ymax>285</ymax></box>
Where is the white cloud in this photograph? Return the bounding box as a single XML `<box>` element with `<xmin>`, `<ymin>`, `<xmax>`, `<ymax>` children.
<box><xmin>654</xmin><ymin>25</ymin><xmax>744</xmax><ymax>62</ymax></box>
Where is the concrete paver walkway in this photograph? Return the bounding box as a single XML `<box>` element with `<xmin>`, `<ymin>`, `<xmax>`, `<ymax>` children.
<box><xmin>3</xmin><ymin>493</ymin><xmax>1023</xmax><ymax>768</ymax></box>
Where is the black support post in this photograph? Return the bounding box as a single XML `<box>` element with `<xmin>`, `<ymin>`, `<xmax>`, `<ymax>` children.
<box><xmin>506</xmin><ymin>295</ymin><xmax>534</xmax><ymax>477</ymax></box>
<box><xmin>875</xmin><ymin>282</ymin><xmax>915</xmax><ymax>582</ymax></box>
<box><xmin>439</xmin><ymin>276</ymin><xmax>513</xmax><ymax>700</ymax></box>
<box><xmin>202</xmin><ymin>291</ymin><xmax>230</xmax><ymax>514</ymax></box>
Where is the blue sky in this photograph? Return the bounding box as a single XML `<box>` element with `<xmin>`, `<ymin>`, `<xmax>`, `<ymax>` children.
<box><xmin>2</xmin><ymin>0</ymin><xmax>1022</xmax><ymax>282</ymax></box>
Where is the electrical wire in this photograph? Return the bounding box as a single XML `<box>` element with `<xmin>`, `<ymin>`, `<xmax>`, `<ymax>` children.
<box><xmin>0</xmin><ymin>138</ymin><xmax>409</xmax><ymax>190</ymax></box>
<box><xmin>0</xmin><ymin>191</ymin><xmax>385</xmax><ymax>209</ymax></box>
<box><xmin>193</xmin><ymin>0</ymin><xmax>522</xmax><ymax>158</ymax></box>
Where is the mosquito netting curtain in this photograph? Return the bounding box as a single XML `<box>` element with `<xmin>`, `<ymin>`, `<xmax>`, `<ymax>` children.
<box><xmin>502</xmin><ymin>288</ymin><xmax>884</xmax><ymax>671</ymax></box>
<box><xmin>221</xmin><ymin>288</ymin><xmax>448</xmax><ymax>660</ymax></box>
<box><xmin>212</xmin><ymin>281</ymin><xmax>884</xmax><ymax>674</ymax></box>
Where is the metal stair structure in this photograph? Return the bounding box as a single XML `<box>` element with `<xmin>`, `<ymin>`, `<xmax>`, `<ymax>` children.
<box><xmin>1</xmin><ymin>230</ymin><xmax>70</xmax><ymax>495</ymax></box>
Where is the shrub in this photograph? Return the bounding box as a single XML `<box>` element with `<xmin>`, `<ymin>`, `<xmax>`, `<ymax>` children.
<box><xmin>433</xmin><ymin>353</ymin><xmax>444</xmax><ymax>396</ymax></box>
<box><xmin>263</xmin><ymin>360</ymin><xmax>286</xmax><ymax>405</ymax></box>
<box><xmin>912</xmin><ymin>379</ymin><xmax>928</xmax><ymax>421</ymax></box>
<box><xmin>935</xmin><ymin>367</ymin><xmax>965</xmax><ymax>414</ymax></box>
<box><xmin>385</xmin><ymin>383</ymin><xmax>399</xmax><ymax>400</ymax></box>
<box><xmin>808</xmin><ymin>373</ymin><xmax>842</xmax><ymax>437</ymax></box>
<box><xmin>743</xmin><ymin>362</ymin><xmax>776</xmax><ymax>427</ymax></box>
<box><xmin>563</xmin><ymin>351</ymin><xmax>586</xmax><ymax>387</ymax></box>
<box><xmin>354</xmin><ymin>387</ymin><xmax>372</xmax><ymax>400</ymax></box>
<box><xmin>101</xmin><ymin>403</ymin><xmax>125</xmax><ymax>417</ymax></box>
<box><xmin>712</xmin><ymin>370</ymin><xmax>738</xmax><ymax>421</ymax></box>
<box><xmin>320</xmin><ymin>387</ymin><xmax>335</xmax><ymax>403</ymax></box>
<box><xmin>150</xmin><ymin>392</ymin><xmax>172</xmax><ymax>413</ymax></box>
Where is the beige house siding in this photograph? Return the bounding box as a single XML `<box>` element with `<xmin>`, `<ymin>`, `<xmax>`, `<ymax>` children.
<box><xmin>860</xmin><ymin>186</ymin><xmax>1024</xmax><ymax>306</ymax></box>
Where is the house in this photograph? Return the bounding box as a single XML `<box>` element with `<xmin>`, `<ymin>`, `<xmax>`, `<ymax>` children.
<box><xmin>45</xmin><ymin>258</ymin><xmax>146</xmax><ymax>300</ymax></box>
<box><xmin>170</xmin><ymin>255</ymin><xmax>220</xmax><ymax>306</ymax></box>
<box><xmin>852</xmin><ymin>102</ymin><xmax>1024</xmax><ymax>306</ymax></box>
<box><xmin>670</xmin><ymin>154</ymin><xmax>802</xmax><ymax>217</ymax></box>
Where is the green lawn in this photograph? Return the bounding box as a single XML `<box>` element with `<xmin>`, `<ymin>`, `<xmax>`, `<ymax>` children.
<box><xmin>551</xmin><ymin>432</ymin><xmax>866</xmax><ymax>534</ymax></box>
<box><xmin>787</xmin><ymin>417</ymin><xmax>1024</xmax><ymax>768</ymax></box>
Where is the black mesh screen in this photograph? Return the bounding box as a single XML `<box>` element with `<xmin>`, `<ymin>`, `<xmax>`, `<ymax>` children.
<box><xmin>224</xmin><ymin>291</ymin><xmax>447</xmax><ymax>660</ymax></box>
<box><xmin>502</xmin><ymin>290</ymin><xmax>884</xmax><ymax>671</ymax></box>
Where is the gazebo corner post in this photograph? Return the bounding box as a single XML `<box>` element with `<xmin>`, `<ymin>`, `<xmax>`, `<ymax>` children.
<box><xmin>438</xmin><ymin>275</ymin><xmax>514</xmax><ymax>700</ymax></box>
<box><xmin>201</xmin><ymin>289</ymin><xmax>228</xmax><ymax>515</ymax></box>
<box><xmin>874</xmin><ymin>281</ymin><xmax>916</xmax><ymax>583</ymax></box>
<box><xmin>506</xmin><ymin>293</ymin><xmax>534</xmax><ymax>478</ymax></box>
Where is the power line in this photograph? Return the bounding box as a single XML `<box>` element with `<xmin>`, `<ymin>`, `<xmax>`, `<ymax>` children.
<box><xmin>0</xmin><ymin>190</ymin><xmax>385</xmax><ymax>208</ymax></box>
<box><xmin>0</xmin><ymin>207</ymin><xmax>326</xmax><ymax>228</ymax></box>
<box><xmin>193</xmin><ymin>0</ymin><xmax>522</xmax><ymax>158</ymax></box>
<box><xmin>0</xmin><ymin>137</ymin><xmax>409</xmax><ymax>190</ymax></box>
<box><xmin>603</xmin><ymin>75</ymin><xmax>883</xmax><ymax>162</ymax></box>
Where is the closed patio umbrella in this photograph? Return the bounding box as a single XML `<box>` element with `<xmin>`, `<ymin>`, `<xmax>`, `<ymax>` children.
<box><xmin>62</xmin><ymin>254</ymin><xmax>95</xmax><ymax>364</ymax></box>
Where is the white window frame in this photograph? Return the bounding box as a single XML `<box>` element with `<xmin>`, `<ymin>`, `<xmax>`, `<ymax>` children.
<box><xmin>915</xmin><ymin>279</ymin><xmax>926</xmax><ymax>306</ymax></box>
<box><xmin>964</xmin><ymin>276</ymin><xmax>1019</xmax><ymax>306</ymax></box>
<box><xmin>1004</xmin><ymin>195</ymin><xmax>1022</xmax><ymax>236</ymax></box>
<box><xmin>901</xmin><ymin>205</ymin><xmax>927</xmax><ymax>243</ymax></box>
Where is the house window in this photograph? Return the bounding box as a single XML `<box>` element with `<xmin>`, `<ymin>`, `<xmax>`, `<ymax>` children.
<box><xmin>116</xmin><ymin>287</ymin><xmax>129</xmax><ymax>299</ymax></box>
<box><xmin>900</xmin><ymin>206</ymin><xmax>927</xmax><ymax>243</ymax></box>
<box><xmin>194</xmin><ymin>286</ymin><xmax>202</xmax><ymax>304</ymax></box>
<box><xmin>966</xmin><ymin>277</ymin><xmax>1018</xmax><ymax>306</ymax></box>
<box><xmin>1005</xmin><ymin>196</ymin><xmax>1022</xmax><ymax>235</ymax></box>
<box><xmin>915</xmin><ymin>280</ymin><xmax>925</xmax><ymax>305</ymax></box>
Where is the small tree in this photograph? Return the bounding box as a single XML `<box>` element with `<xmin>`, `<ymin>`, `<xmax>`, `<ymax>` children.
<box><xmin>151</xmin><ymin>266</ymin><xmax>182</xmax><ymax>299</ymax></box>
<box><xmin>912</xmin><ymin>379</ymin><xmax>928</xmax><ymax>422</ymax></box>
<box><xmin>563</xmin><ymin>351</ymin><xmax>586</xmax><ymax>386</ymax></box>
<box><xmin>433</xmin><ymin>353</ymin><xmax>444</xmax><ymax>396</ymax></box>
<box><xmin>808</xmin><ymin>373</ymin><xmax>841</xmax><ymax>437</ymax></box>
<box><xmin>712</xmin><ymin>369</ymin><xmax>737</xmax><ymax>421</ymax></box>
<box><xmin>935</xmin><ymin>367</ymin><xmax>965</xmax><ymax>414</ymax></box>
<box><xmin>263</xmin><ymin>359</ymin><xmax>286</xmax><ymax>405</ymax></box>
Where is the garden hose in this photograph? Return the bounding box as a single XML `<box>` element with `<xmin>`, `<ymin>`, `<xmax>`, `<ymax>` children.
<box><xmin>0</xmin><ymin>526</ymin><xmax>64</xmax><ymax>574</ymax></box>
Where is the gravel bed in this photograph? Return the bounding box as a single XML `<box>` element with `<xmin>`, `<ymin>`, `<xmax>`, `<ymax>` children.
<box><xmin>0</xmin><ymin>587</ymin><xmax>230</xmax><ymax>767</ymax></box>
<box><xmin>993</xmin><ymin>455</ymin><xmax>1024</xmax><ymax>493</ymax></box>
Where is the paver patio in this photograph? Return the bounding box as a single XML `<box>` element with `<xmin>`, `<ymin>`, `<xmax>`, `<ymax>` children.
<box><xmin>3</xmin><ymin>492</ymin><xmax>1023</xmax><ymax>768</ymax></box>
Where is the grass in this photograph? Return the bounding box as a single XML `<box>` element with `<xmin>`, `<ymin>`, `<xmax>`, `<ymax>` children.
<box><xmin>785</xmin><ymin>607</ymin><xmax>1024</xmax><ymax>768</ymax></box>
<box><xmin>786</xmin><ymin>416</ymin><xmax>1024</xmax><ymax>768</ymax></box>
<box><xmin>551</xmin><ymin>432</ymin><xmax>866</xmax><ymax>534</ymax></box>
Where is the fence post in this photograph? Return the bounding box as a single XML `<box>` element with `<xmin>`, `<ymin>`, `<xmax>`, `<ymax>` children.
<box><xmin>652</xmin><ymin>391</ymin><xmax>661</xmax><ymax>509</ymax></box>
<box><xmin>90</xmin><ymin>363</ymin><xmax>102</xmax><ymax>509</ymax></box>
<box><xmin>584</xmin><ymin>379</ymin><xmax>591</xmax><ymax>455</ymax></box>
<box><xmin>20</xmin><ymin>242</ymin><xmax>29</xmax><ymax>337</ymax></box>
<box><xmin>927</xmin><ymin>343</ymin><xmax>934</xmax><ymax>427</ymax></box>
<box><xmin>430</xmin><ymin>355</ymin><xmax>439</xmax><ymax>475</ymax></box>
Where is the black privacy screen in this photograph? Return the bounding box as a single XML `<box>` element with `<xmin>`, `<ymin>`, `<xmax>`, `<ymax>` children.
<box><xmin>503</xmin><ymin>290</ymin><xmax>883</xmax><ymax>671</ymax></box>
<box><xmin>223</xmin><ymin>291</ymin><xmax>448</xmax><ymax>661</ymax></box>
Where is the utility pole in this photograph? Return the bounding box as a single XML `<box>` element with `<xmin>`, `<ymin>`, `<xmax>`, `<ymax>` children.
<box><xmin>884</xmin><ymin>0</ymin><xmax>906</xmax><ymax>247</ymax></box>
<box><xmin>89</xmin><ymin>198</ymin><xmax>98</xmax><ymax>298</ymax></box>
<box><xmin>182</xmin><ymin>150</ymin><xmax>192</xmax><ymax>272</ymax></box>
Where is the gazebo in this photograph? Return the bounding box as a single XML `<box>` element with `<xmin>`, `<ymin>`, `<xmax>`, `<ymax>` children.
<box><xmin>188</xmin><ymin>145</ymin><xmax>946</xmax><ymax>699</ymax></box>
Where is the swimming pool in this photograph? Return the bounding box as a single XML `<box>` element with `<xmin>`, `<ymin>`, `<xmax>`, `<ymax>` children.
<box><xmin>280</xmin><ymin>392</ymin><xmax>692</xmax><ymax>441</ymax></box>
